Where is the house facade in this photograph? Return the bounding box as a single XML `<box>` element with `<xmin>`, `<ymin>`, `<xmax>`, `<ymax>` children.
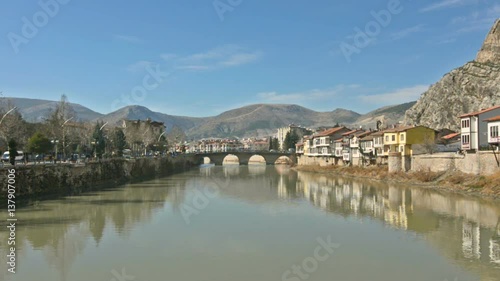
<box><xmin>340</xmin><ymin>129</ymin><xmax>362</xmax><ymax>163</ymax></box>
<box><xmin>459</xmin><ymin>105</ymin><xmax>500</xmax><ymax>151</ymax></box>
<box><xmin>306</xmin><ymin>127</ymin><xmax>351</xmax><ymax>157</ymax></box>
<box><xmin>382</xmin><ymin>126</ymin><xmax>436</xmax><ymax>156</ymax></box>
<box><xmin>485</xmin><ymin>115</ymin><xmax>500</xmax><ymax>147</ymax></box>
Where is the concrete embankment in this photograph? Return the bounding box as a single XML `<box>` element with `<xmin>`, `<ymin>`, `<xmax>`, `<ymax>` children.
<box><xmin>0</xmin><ymin>156</ymin><xmax>196</xmax><ymax>201</ymax></box>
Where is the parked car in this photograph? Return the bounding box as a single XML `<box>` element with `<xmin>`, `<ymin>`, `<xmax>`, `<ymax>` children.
<box><xmin>2</xmin><ymin>151</ymin><xmax>24</xmax><ymax>163</ymax></box>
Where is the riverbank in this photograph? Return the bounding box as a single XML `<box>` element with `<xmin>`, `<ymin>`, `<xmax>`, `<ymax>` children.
<box><xmin>294</xmin><ymin>165</ymin><xmax>500</xmax><ymax>199</ymax></box>
<box><xmin>0</xmin><ymin>156</ymin><xmax>196</xmax><ymax>206</ymax></box>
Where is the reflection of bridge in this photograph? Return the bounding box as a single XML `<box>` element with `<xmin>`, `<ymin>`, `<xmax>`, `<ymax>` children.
<box><xmin>194</xmin><ymin>152</ymin><xmax>296</xmax><ymax>165</ymax></box>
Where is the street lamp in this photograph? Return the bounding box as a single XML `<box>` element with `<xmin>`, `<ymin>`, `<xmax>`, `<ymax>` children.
<box><xmin>157</xmin><ymin>131</ymin><xmax>166</xmax><ymax>143</ymax></box>
<box><xmin>61</xmin><ymin>117</ymin><xmax>74</xmax><ymax>161</ymax></box>
<box><xmin>0</xmin><ymin>107</ymin><xmax>17</xmax><ymax>127</ymax></box>
<box><xmin>100</xmin><ymin>122</ymin><xmax>108</xmax><ymax>131</ymax></box>
<box><xmin>51</xmin><ymin>139</ymin><xmax>59</xmax><ymax>163</ymax></box>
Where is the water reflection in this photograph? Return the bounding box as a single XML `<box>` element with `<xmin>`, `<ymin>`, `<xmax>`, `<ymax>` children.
<box><xmin>0</xmin><ymin>166</ymin><xmax>499</xmax><ymax>281</ymax></box>
<box><xmin>291</xmin><ymin>171</ymin><xmax>500</xmax><ymax>280</ymax></box>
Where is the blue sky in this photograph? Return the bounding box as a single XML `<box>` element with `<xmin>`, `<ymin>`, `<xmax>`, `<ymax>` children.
<box><xmin>0</xmin><ymin>0</ymin><xmax>498</xmax><ymax>117</ymax></box>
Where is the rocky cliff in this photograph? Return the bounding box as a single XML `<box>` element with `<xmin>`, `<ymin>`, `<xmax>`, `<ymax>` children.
<box><xmin>404</xmin><ymin>19</ymin><xmax>500</xmax><ymax>130</ymax></box>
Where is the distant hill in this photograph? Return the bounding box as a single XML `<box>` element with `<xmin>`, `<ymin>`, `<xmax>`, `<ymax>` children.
<box><xmin>96</xmin><ymin>105</ymin><xmax>204</xmax><ymax>132</ymax></box>
<box><xmin>3</xmin><ymin>97</ymin><xmax>415</xmax><ymax>139</ymax></box>
<box><xmin>184</xmin><ymin>104</ymin><xmax>361</xmax><ymax>138</ymax></box>
<box><xmin>354</xmin><ymin>101</ymin><xmax>417</xmax><ymax>129</ymax></box>
<box><xmin>3</xmin><ymin>97</ymin><xmax>103</xmax><ymax>122</ymax></box>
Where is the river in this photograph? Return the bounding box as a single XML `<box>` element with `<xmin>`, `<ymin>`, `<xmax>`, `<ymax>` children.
<box><xmin>1</xmin><ymin>165</ymin><xmax>499</xmax><ymax>281</ymax></box>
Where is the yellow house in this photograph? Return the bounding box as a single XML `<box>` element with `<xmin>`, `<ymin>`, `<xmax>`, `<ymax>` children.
<box><xmin>382</xmin><ymin>126</ymin><xmax>436</xmax><ymax>156</ymax></box>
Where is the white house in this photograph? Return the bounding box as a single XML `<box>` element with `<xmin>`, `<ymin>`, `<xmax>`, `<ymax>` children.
<box><xmin>459</xmin><ymin>105</ymin><xmax>500</xmax><ymax>151</ymax></box>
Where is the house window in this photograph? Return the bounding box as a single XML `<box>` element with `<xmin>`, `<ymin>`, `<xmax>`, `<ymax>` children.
<box><xmin>392</xmin><ymin>135</ymin><xmax>395</xmax><ymax>141</ymax></box>
<box><xmin>385</xmin><ymin>136</ymin><xmax>389</xmax><ymax>142</ymax></box>
<box><xmin>461</xmin><ymin>119</ymin><xmax>470</xmax><ymax>128</ymax></box>
<box><xmin>400</xmin><ymin>134</ymin><xmax>404</xmax><ymax>141</ymax></box>
<box><xmin>462</xmin><ymin>134</ymin><xmax>470</xmax><ymax>144</ymax></box>
<box><xmin>491</xmin><ymin>126</ymin><xmax>499</xmax><ymax>138</ymax></box>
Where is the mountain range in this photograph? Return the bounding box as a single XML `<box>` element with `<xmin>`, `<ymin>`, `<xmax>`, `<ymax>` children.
<box><xmin>2</xmin><ymin>97</ymin><xmax>413</xmax><ymax>139</ymax></box>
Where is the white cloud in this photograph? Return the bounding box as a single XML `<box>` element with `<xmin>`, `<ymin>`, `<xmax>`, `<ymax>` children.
<box><xmin>160</xmin><ymin>53</ymin><xmax>178</xmax><ymax>61</ymax></box>
<box><xmin>359</xmin><ymin>85</ymin><xmax>429</xmax><ymax>104</ymax></box>
<box><xmin>126</xmin><ymin>60</ymin><xmax>154</xmax><ymax>72</ymax></box>
<box><xmin>113</xmin><ymin>34</ymin><xmax>143</xmax><ymax>44</ymax></box>
<box><xmin>452</xmin><ymin>8</ymin><xmax>498</xmax><ymax>34</ymax></box>
<box><xmin>419</xmin><ymin>0</ymin><xmax>472</xmax><ymax>12</ymax></box>
<box><xmin>257</xmin><ymin>85</ymin><xmax>360</xmax><ymax>104</ymax></box>
<box><xmin>391</xmin><ymin>24</ymin><xmax>426</xmax><ymax>40</ymax></box>
<box><xmin>178</xmin><ymin>45</ymin><xmax>262</xmax><ymax>71</ymax></box>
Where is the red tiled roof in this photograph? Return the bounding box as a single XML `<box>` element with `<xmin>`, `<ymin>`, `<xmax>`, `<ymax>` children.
<box><xmin>360</xmin><ymin>135</ymin><xmax>374</xmax><ymax>141</ymax></box>
<box><xmin>356</xmin><ymin>131</ymin><xmax>371</xmax><ymax>138</ymax></box>
<box><xmin>341</xmin><ymin>129</ymin><xmax>360</xmax><ymax>136</ymax></box>
<box><xmin>484</xmin><ymin>115</ymin><xmax>500</xmax><ymax>122</ymax></box>
<box><xmin>459</xmin><ymin>105</ymin><xmax>500</xmax><ymax>118</ymax></box>
<box><xmin>316</xmin><ymin>126</ymin><xmax>347</xmax><ymax>137</ymax></box>
<box><xmin>442</xmin><ymin>132</ymin><xmax>460</xmax><ymax>140</ymax></box>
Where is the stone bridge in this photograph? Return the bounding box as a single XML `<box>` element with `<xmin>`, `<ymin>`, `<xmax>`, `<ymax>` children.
<box><xmin>194</xmin><ymin>152</ymin><xmax>296</xmax><ymax>165</ymax></box>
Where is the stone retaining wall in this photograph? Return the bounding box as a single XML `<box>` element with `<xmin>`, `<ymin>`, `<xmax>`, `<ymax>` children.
<box><xmin>411</xmin><ymin>151</ymin><xmax>500</xmax><ymax>175</ymax></box>
<box><xmin>0</xmin><ymin>156</ymin><xmax>196</xmax><ymax>199</ymax></box>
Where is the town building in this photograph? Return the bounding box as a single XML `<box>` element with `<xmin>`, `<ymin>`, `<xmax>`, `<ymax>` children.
<box><xmin>382</xmin><ymin>125</ymin><xmax>436</xmax><ymax>156</ymax></box>
<box><xmin>485</xmin><ymin>115</ymin><xmax>500</xmax><ymax>149</ymax></box>
<box><xmin>339</xmin><ymin>129</ymin><xmax>362</xmax><ymax>163</ymax></box>
<box><xmin>306</xmin><ymin>127</ymin><xmax>351</xmax><ymax>157</ymax></box>
<box><xmin>459</xmin><ymin>105</ymin><xmax>500</xmax><ymax>151</ymax></box>
<box><xmin>276</xmin><ymin>125</ymin><xmax>314</xmax><ymax>151</ymax></box>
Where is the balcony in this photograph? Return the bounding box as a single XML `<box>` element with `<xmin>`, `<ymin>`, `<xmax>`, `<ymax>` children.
<box><xmin>488</xmin><ymin>137</ymin><xmax>499</xmax><ymax>144</ymax></box>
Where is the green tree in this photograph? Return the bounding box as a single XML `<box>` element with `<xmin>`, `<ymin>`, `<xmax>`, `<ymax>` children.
<box><xmin>26</xmin><ymin>132</ymin><xmax>52</xmax><ymax>154</ymax></box>
<box><xmin>284</xmin><ymin>132</ymin><xmax>291</xmax><ymax>150</ymax></box>
<box><xmin>92</xmin><ymin>122</ymin><xmax>106</xmax><ymax>158</ymax></box>
<box><xmin>112</xmin><ymin>128</ymin><xmax>127</xmax><ymax>157</ymax></box>
<box><xmin>271</xmin><ymin>138</ymin><xmax>279</xmax><ymax>150</ymax></box>
<box><xmin>268</xmin><ymin>137</ymin><xmax>273</xmax><ymax>151</ymax></box>
<box><xmin>284</xmin><ymin>131</ymin><xmax>300</xmax><ymax>150</ymax></box>
<box><xmin>8</xmin><ymin>139</ymin><xmax>18</xmax><ymax>165</ymax></box>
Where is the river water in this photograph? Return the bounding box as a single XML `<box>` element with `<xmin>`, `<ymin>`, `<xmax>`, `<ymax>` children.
<box><xmin>1</xmin><ymin>165</ymin><xmax>499</xmax><ymax>281</ymax></box>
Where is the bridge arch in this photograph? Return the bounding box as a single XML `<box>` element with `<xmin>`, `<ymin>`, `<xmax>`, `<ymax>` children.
<box><xmin>249</xmin><ymin>155</ymin><xmax>266</xmax><ymax>164</ymax></box>
<box><xmin>222</xmin><ymin>154</ymin><xmax>240</xmax><ymax>165</ymax></box>
<box><xmin>275</xmin><ymin>156</ymin><xmax>293</xmax><ymax>165</ymax></box>
<box><xmin>195</xmin><ymin>152</ymin><xmax>295</xmax><ymax>166</ymax></box>
<box><xmin>202</xmin><ymin>157</ymin><xmax>212</xmax><ymax>165</ymax></box>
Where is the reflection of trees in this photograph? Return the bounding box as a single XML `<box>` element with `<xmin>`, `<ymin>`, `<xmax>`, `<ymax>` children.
<box><xmin>89</xmin><ymin>208</ymin><xmax>106</xmax><ymax>245</ymax></box>
<box><xmin>0</xmin><ymin>177</ymin><xmax>182</xmax><ymax>280</ymax></box>
<box><xmin>295</xmin><ymin>171</ymin><xmax>500</xmax><ymax>280</ymax></box>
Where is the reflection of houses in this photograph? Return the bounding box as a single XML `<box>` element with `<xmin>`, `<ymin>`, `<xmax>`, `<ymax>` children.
<box><xmin>459</xmin><ymin>105</ymin><xmax>500</xmax><ymax>151</ymax></box>
<box><xmin>462</xmin><ymin>222</ymin><xmax>481</xmax><ymax>259</ymax></box>
<box><xmin>293</xmin><ymin>171</ymin><xmax>500</xmax><ymax>270</ymax></box>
